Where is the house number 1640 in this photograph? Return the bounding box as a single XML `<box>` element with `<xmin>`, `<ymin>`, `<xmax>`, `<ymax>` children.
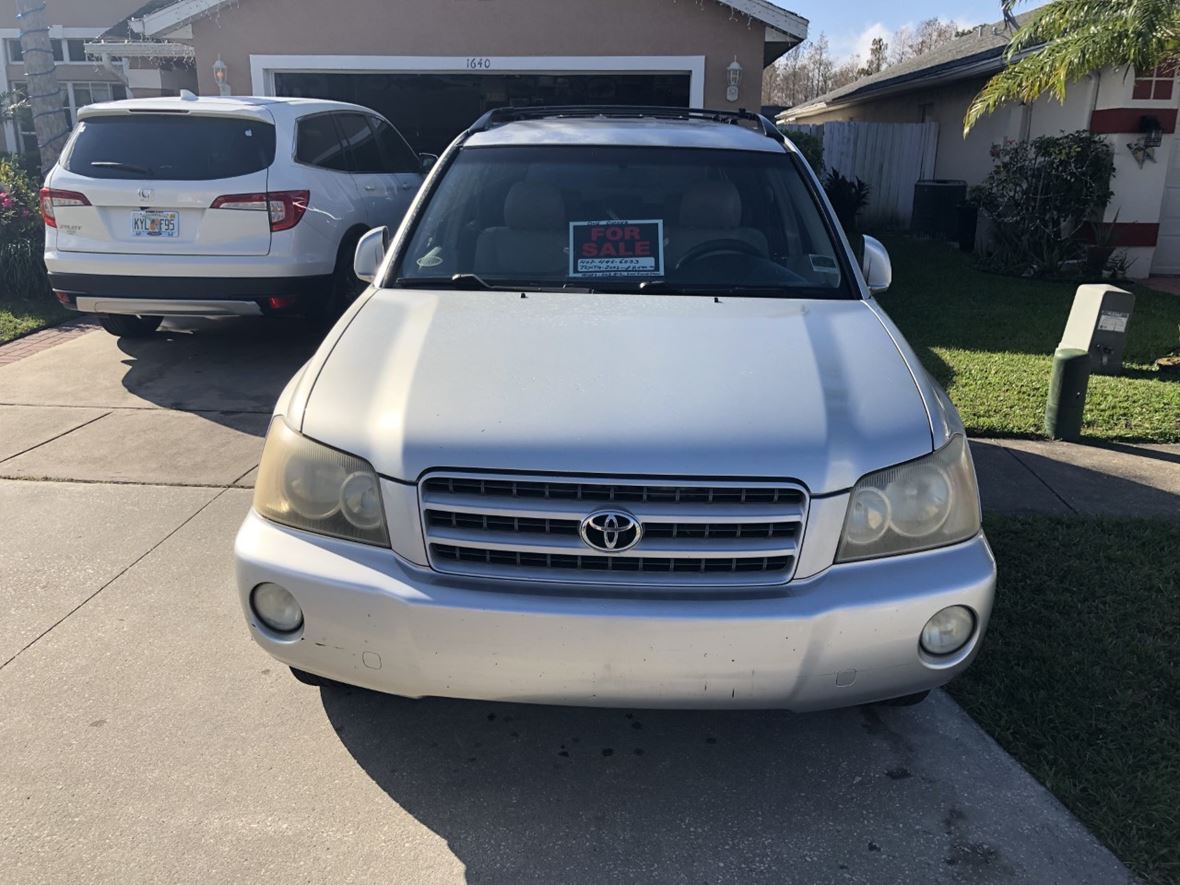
<box><xmin>466</xmin><ymin>57</ymin><xmax>493</xmax><ymax>69</ymax></box>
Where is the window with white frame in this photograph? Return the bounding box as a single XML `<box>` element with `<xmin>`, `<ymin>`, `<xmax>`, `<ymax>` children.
<box><xmin>10</xmin><ymin>80</ymin><xmax>127</xmax><ymax>154</ymax></box>
<box><xmin>5</xmin><ymin>37</ymin><xmax>89</xmax><ymax>65</ymax></box>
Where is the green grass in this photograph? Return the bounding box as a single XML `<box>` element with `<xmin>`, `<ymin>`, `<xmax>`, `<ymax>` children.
<box><xmin>878</xmin><ymin>236</ymin><xmax>1180</xmax><ymax>442</ymax></box>
<box><xmin>0</xmin><ymin>287</ymin><xmax>69</xmax><ymax>344</ymax></box>
<box><xmin>0</xmin><ymin>260</ymin><xmax>68</xmax><ymax>344</ymax></box>
<box><xmin>952</xmin><ymin>518</ymin><xmax>1180</xmax><ymax>885</ymax></box>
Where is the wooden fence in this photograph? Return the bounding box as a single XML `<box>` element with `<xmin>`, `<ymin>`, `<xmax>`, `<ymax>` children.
<box><xmin>782</xmin><ymin>121</ymin><xmax>940</xmax><ymax>227</ymax></box>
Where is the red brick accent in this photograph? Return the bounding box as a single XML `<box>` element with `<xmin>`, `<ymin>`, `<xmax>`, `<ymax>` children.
<box><xmin>0</xmin><ymin>319</ymin><xmax>99</xmax><ymax>367</ymax></box>
<box><xmin>1083</xmin><ymin>222</ymin><xmax>1160</xmax><ymax>248</ymax></box>
<box><xmin>1089</xmin><ymin>107</ymin><xmax>1178</xmax><ymax>135</ymax></box>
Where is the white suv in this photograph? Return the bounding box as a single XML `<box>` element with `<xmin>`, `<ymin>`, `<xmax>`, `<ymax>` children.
<box><xmin>41</xmin><ymin>94</ymin><xmax>428</xmax><ymax>336</ymax></box>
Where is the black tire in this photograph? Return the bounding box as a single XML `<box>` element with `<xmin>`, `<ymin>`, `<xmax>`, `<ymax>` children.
<box><xmin>311</xmin><ymin>233</ymin><xmax>367</xmax><ymax>326</ymax></box>
<box><xmin>98</xmin><ymin>314</ymin><xmax>163</xmax><ymax>338</ymax></box>
<box><xmin>289</xmin><ymin>666</ymin><xmax>335</xmax><ymax>688</ymax></box>
<box><xmin>879</xmin><ymin>690</ymin><xmax>931</xmax><ymax>707</ymax></box>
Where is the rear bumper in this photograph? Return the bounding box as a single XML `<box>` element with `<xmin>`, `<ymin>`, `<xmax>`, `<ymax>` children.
<box><xmin>234</xmin><ymin>512</ymin><xmax>997</xmax><ymax>711</ymax></box>
<box><xmin>49</xmin><ymin>272</ymin><xmax>333</xmax><ymax>316</ymax></box>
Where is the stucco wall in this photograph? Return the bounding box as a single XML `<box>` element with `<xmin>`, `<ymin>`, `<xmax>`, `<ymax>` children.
<box><xmin>188</xmin><ymin>0</ymin><xmax>766</xmax><ymax>109</ymax></box>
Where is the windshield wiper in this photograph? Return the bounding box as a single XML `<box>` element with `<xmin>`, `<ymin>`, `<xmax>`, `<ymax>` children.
<box><xmin>636</xmin><ymin>281</ymin><xmax>796</xmax><ymax>298</ymax></box>
<box><xmin>89</xmin><ymin>160</ymin><xmax>153</xmax><ymax>176</ymax></box>
<box><xmin>395</xmin><ymin>274</ymin><xmax>573</xmax><ymax>293</ymax></box>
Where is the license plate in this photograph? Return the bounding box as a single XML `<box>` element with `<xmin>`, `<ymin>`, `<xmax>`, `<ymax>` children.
<box><xmin>131</xmin><ymin>210</ymin><xmax>179</xmax><ymax>238</ymax></box>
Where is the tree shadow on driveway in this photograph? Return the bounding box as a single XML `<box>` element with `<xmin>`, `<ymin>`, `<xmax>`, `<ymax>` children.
<box><xmin>114</xmin><ymin>317</ymin><xmax>322</xmax><ymax>434</ymax></box>
<box><xmin>316</xmin><ymin>687</ymin><xmax>1042</xmax><ymax>884</ymax></box>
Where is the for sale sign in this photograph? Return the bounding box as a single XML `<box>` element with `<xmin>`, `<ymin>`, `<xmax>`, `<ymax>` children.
<box><xmin>569</xmin><ymin>219</ymin><xmax>664</xmax><ymax>278</ymax></box>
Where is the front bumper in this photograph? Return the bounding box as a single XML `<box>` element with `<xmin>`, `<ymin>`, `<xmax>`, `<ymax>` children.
<box><xmin>234</xmin><ymin>511</ymin><xmax>996</xmax><ymax>711</ymax></box>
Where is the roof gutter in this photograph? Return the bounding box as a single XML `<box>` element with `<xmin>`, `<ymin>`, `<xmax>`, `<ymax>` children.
<box><xmin>780</xmin><ymin>48</ymin><xmax>1024</xmax><ymax>122</ymax></box>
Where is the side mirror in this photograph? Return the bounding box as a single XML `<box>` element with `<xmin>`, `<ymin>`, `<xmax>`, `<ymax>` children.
<box><xmin>354</xmin><ymin>226</ymin><xmax>389</xmax><ymax>284</ymax></box>
<box><xmin>419</xmin><ymin>152</ymin><xmax>438</xmax><ymax>173</ymax></box>
<box><xmin>861</xmin><ymin>235</ymin><xmax>892</xmax><ymax>295</ymax></box>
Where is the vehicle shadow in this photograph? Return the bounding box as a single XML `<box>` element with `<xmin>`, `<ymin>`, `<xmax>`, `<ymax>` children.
<box><xmin>114</xmin><ymin>317</ymin><xmax>322</xmax><ymax>434</ymax></box>
<box><xmin>317</xmin><ymin>687</ymin><xmax>1007</xmax><ymax>884</ymax></box>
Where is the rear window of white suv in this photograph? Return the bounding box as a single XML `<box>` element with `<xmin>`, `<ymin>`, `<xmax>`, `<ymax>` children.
<box><xmin>63</xmin><ymin>115</ymin><xmax>277</xmax><ymax>180</ymax></box>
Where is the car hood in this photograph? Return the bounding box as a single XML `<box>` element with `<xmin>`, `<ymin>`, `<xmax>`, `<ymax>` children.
<box><xmin>299</xmin><ymin>290</ymin><xmax>933</xmax><ymax>493</ymax></box>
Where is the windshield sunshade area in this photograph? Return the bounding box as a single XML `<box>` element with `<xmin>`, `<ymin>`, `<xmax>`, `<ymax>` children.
<box><xmin>397</xmin><ymin>145</ymin><xmax>852</xmax><ymax>298</ymax></box>
<box><xmin>64</xmin><ymin>115</ymin><xmax>277</xmax><ymax>181</ymax></box>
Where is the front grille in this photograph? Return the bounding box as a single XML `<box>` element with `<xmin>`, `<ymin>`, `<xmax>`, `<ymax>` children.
<box><xmin>420</xmin><ymin>473</ymin><xmax>808</xmax><ymax>591</ymax></box>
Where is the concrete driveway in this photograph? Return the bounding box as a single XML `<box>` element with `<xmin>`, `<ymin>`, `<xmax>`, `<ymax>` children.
<box><xmin>0</xmin><ymin>320</ymin><xmax>1133</xmax><ymax>884</ymax></box>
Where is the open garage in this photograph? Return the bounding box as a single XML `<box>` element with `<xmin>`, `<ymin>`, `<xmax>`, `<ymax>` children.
<box><xmin>128</xmin><ymin>0</ymin><xmax>807</xmax><ymax>153</ymax></box>
<box><xmin>273</xmin><ymin>70</ymin><xmax>693</xmax><ymax>154</ymax></box>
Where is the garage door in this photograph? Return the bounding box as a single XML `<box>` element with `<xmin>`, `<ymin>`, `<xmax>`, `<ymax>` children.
<box><xmin>274</xmin><ymin>72</ymin><xmax>692</xmax><ymax>155</ymax></box>
<box><xmin>1152</xmin><ymin>139</ymin><xmax>1180</xmax><ymax>275</ymax></box>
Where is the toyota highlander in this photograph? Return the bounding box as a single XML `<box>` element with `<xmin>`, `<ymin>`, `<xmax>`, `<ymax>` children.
<box><xmin>234</xmin><ymin>107</ymin><xmax>996</xmax><ymax>711</ymax></box>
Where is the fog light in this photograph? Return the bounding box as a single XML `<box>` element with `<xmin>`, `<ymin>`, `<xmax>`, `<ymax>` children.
<box><xmin>920</xmin><ymin>605</ymin><xmax>974</xmax><ymax>656</ymax></box>
<box><xmin>250</xmin><ymin>582</ymin><xmax>303</xmax><ymax>633</ymax></box>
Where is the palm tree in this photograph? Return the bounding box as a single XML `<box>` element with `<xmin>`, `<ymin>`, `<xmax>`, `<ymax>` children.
<box><xmin>964</xmin><ymin>0</ymin><xmax>1180</xmax><ymax>135</ymax></box>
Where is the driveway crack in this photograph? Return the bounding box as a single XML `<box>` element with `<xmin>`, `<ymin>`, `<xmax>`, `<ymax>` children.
<box><xmin>0</xmin><ymin>486</ymin><xmax>233</xmax><ymax>672</ymax></box>
<box><xmin>0</xmin><ymin>411</ymin><xmax>113</xmax><ymax>465</ymax></box>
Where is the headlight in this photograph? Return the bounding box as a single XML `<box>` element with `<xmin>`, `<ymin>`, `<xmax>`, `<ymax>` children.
<box><xmin>837</xmin><ymin>435</ymin><xmax>980</xmax><ymax>562</ymax></box>
<box><xmin>253</xmin><ymin>418</ymin><xmax>389</xmax><ymax>546</ymax></box>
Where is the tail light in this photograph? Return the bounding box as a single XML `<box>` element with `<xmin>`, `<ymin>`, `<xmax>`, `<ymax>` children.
<box><xmin>39</xmin><ymin>188</ymin><xmax>91</xmax><ymax>228</ymax></box>
<box><xmin>210</xmin><ymin>190</ymin><xmax>310</xmax><ymax>232</ymax></box>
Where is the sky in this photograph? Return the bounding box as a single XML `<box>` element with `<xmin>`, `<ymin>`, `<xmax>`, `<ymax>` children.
<box><xmin>779</xmin><ymin>0</ymin><xmax>1045</xmax><ymax>63</ymax></box>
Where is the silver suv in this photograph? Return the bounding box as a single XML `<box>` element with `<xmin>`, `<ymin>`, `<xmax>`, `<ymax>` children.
<box><xmin>235</xmin><ymin>107</ymin><xmax>995</xmax><ymax>711</ymax></box>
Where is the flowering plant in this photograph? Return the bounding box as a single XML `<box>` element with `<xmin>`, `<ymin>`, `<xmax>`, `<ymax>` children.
<box><xmin>0</xmin><ymin>156</ymin><xmax>43</xmax><ymax>243</ymax></box>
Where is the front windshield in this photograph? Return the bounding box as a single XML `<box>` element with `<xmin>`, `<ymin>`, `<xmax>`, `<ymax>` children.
<box><xmin>395</xmin><ymin>145</ymin><xmax>852</xmax><ymax>298</ymax></box>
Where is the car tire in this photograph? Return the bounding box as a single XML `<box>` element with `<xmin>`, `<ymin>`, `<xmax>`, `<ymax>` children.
<box><xmin>879</xmin><ymin>690</ymin><xmax>931</xmax><ymax>707</ymax></box>
<box><xmin>98</xmin><ymin>314</ymin><xmax>163</xmax><ymax>338</ymax></box>
<box><xmin>289</xmin><ymin>666</ymin><xmax>336</xmax><ymax>688</ymax></box>
<box><xmin>311</xmin><ymin>234</ymin><xmax>367</xmax><ymax>327</ymax></box>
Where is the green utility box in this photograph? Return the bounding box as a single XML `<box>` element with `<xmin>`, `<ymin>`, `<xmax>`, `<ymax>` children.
<box><xmin>1045</xmin><ymin>348</ymin><xmax>1091</xmax><ymax>440</ymax></box>
<box><xmin>1057</xmin><ymin>284</ymin><xmax>1135</xmax><ymax>375</ymax></box>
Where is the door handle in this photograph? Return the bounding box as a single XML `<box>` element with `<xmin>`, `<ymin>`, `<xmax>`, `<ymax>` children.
<box><xmin>363</xmin><ymin>184</ymin><xmax>378</xmax><ymax>192</ymax></box>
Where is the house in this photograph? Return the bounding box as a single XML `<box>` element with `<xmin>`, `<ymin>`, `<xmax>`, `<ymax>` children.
<box><xmin>780</xmin><ymin>16</ymin><xmax>1180</xmax><ymax>278</ymax></box>
<box><xmin>71</xmin><ymin>0</ymin><xmax>808</xmax><ymax>155</ymax></box>
<box><xmin>0</xmin><ymin>0</ymin><xmax>196</xmax><ymax>157</ymax></box>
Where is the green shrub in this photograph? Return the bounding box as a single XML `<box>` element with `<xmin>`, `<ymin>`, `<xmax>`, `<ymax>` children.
<box><xmin>782</xmin><ymin>128</ymin><xmax>825</xmax><ymax>175</ymax></box>
<box><xmin>0</xmin><ymin>155</ymin><xmax>48</xmax><ymax>299</ymax></box>
<box><xmin>970</xmin><ymin>131</ymin><xmax>1115</xmax><ymax>277</ymax></box>
<box><xmin>823</xmin><ymin>169</ymin><xmax>870</xmax><ymax>239</ymax></box>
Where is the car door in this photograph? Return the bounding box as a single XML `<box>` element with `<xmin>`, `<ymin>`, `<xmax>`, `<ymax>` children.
<box><xmin>369</xmin><ymin>116</ymin><xmax>425</xmax><ymax>224</ymax></box>
<box><xmin>334</xmin><ymin>112</ymin><xmax>400</xmax><ymax>227</ymax></box>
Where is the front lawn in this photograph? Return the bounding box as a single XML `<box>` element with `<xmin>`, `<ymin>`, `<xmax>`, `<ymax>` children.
<box><xmin>0</xmin><ymin>283</ymin><xmax>68</xmax><ymax>344</ymax></box>
<box><xmin>879</xmin><ymin>236</ymin><xmax>1180</xmax><ymax>442</ymax></box>
<box><xmin>952</xmin><ymin>518</ymin><xmax>1180</xmax><ymax>885</ymax></box>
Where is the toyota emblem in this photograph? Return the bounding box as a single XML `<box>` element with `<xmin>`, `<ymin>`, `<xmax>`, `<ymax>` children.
<box><xmin>579</xmin><ymin>510</ymin><xmax>642</xmax><ymax>554</ymax></box>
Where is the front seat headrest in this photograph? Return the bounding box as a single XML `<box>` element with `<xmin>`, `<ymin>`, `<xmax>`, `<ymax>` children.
<box><xmin>679</xmin><ymin>180</ymin><xmax>743</xmax><ymax>230</ymax></box>
<box><xmin>504</xmin><ymin>181</ymin><xmax>565</xmax><ymax>231</ymax></box>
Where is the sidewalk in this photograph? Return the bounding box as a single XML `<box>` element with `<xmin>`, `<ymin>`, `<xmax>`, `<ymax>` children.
<box><xmin>971</xmin><ymin>438</ymin><xmax>1180</xmax><ymax>518</ymax></box>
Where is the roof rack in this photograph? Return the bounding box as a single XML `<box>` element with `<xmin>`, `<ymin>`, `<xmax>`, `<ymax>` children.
<box><xmin>465</xmin><ymin>105</ymin><xmax>785</xmax><ymax>143</ymax></box>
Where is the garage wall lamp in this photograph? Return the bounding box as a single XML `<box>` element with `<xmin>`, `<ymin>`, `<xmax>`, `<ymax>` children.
<box><xmin>213</xmin><ymin>55</ymin><xmax>230</xmax><ymax>96</ymax></box>
<box><xmin>726</xmin><ymin>56</ymin><xmax>743</xmax><ymax>103</ymax></box>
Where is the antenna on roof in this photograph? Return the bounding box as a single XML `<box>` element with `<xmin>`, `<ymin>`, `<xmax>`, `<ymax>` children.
<box><xmin>179</xmin><ymin>89</ymin><xmax>198</xmax><ymax>101</ymax></box>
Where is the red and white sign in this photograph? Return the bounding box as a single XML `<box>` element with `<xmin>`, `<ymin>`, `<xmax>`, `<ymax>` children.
<box><xmin>569</xmin><ymin>219</ymin><xmax>664</xmax><ymax>278</ymax></box>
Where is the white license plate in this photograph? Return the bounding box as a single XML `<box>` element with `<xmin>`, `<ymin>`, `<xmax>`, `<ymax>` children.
<box><xmin>131</xmin><ymin>210</ymin><xmax>179</xmax><ymax>238</ymax></box>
